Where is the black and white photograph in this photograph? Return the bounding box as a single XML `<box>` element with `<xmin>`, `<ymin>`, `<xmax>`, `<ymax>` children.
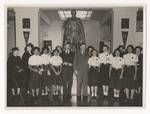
<box><xmin>6</xmin><ymin>6</ymin><xmax>144</xmax><ymax>107</ymax></box>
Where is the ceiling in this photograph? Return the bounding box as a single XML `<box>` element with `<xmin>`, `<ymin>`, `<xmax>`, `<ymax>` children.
<box><xmin>40</xmin><ymin>8</ymin><xmax>112</xmax><ymax>22</ymax></box>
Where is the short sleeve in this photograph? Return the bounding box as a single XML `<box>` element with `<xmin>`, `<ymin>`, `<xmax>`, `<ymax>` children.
<box><xmin>48</xmin><ymin>56</ymin><xmax>51</xmax><ymax>64</ymax></box>
<box><xmin>108</xmin><ymin>54</ymin><xmax>113</xmax><ymax>64</ymax></box>
<box><xmin>28</xmin><ymin>56</ymin><xmax>32</xmax><ymax>65</ymax></box>
<box><xmin>60</xmin><ymin>57</ymin><xmax>63</xmax><ymax>64</ymax></box>
<box><xmin>39</xmin><ymin>57</ymin><xmax>43</xmax><ymax>65</ymax></box>
<box><xmin>88</xmin><ymin>58</ymin><xmax>91</xmax><ymax>65</ymax></box>
<box><xmin>120</xmin><ymin>58</ymin><xmax>125</xmax><ymax>66</ymax></box>
<box><xmin>49</xmin><ymin>57</ymin><xmax>53</xmax><ymax>64</ymax></box>
<box><xmin>98</xmin><ymin>54</ymin><xmax>102</xmax><ymax>63</ymax></box>
<box><xmin>109</xmin><ymin>56</ymin><xmax>113</xmax><ymax>64</ymax></box>
<box><xmin>135</xmin><ymin>55</ymin><xmax>138</xmax><ymax>63</ymax></box>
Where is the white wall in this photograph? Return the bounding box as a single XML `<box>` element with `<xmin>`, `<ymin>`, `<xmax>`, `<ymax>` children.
<box><xmin>40</xmin><ymin>19</ymin><xmax>101</xmax><ymax>50</ymax></box>
<box><xmin>113</xmin><ymin>7</ymin><xmax>143</xmax><ymax>51</ymax></box>
<box><xmin>83</xmin><ymin>20</ymin><xmax>101</xmax><ymax>50</ymax></box>
<box><xmin>40</xmin><ymin>20</ymin><xmax>63</xmax><ymax>49</ymax></box>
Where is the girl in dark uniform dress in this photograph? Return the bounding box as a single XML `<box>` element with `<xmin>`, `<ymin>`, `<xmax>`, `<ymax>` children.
<box><xmin>88</xmin><ymin>49</ymin><xmax>100</xmax><ymax>98</ymax></box>
<box><xmin>109</xmin><ymin>49</ymin><xmax>124</xmax><ymax>99</ymax></box>
<box><xmin>134</xmin><ymin>46</ymin><xmax>143</xmax><ymax>94</ymax></box>
<box><xmin>22</xmin><ymin>43</ymin><xmax>33</xmax><ymax>94</ymax></box>
<box><xmin>50</xmin><ymin>49</ymin><xmax>63</xmax><ymax>96</ymax></box>
<box><xmin>28</xmin><ymin>47</ymin><xmax>43</xmax><ymax>102</ymax></box>
<box><xmin>123</xmin><ymin>45</ymin><xmax>138</xmax><ymax>100</ymax></box>
<box><xmin>7</xmin><ymin>47</ymin><xmax>24</xmax><ymax>96</ymax></box>
<box><xmin>99</xmin><ymin>45</ymin><xmax>113</xmax><ymax>97</ymax></box>
<box><xmin>41</xmin><ymin>47</ymin><xmax>51</xmax><ymax>96</ymax></box>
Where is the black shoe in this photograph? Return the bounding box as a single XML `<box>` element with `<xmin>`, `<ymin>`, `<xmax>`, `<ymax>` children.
<box><xmin>77</xmin><ymin>96</ymin><xmax>81</xmax><ymax>106</ymax></box>
<box><xmin>114</xmin><ymin>97</ymin><xmax>119</xmax><ymax>102</ymax></box>
<box><xmin>63</xmin><ymin>95</ymin><xmax>67</xmax><ymax>102</ymax></box>
<box><xmin>103</xmin><ymin>95</ymin><xmax>108</xmax><ymax>99</ymax></box>
<box><xmin>83</xmin><ymin>96</ymin><xmax>88</xmax><ymax>102</ymax></box>
<box><xmin>67</xmin><ymin>94</ymin><xmax>72</xmax><ymax>99</ymax></box>
<box><xmin>77</xmin><ymin>96</ymin><xmax>81</xmax><ymax>102</ymax></box>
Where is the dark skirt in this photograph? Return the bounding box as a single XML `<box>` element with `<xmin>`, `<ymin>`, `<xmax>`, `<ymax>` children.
<box><xmin>41</xmin><ymin>65</ymin><xmax>52</xmax><ymax>88</ymax></box>
<box><xmin>109</xmin><ymin>68</ymin><xmax>122</xmax><ymax>90</ymax></box>
<box><xmin>123</xmin><ymin>66</ymin><xmax>136</xmax><ymax>89</ymax></box>
<box><xmin>51</xmin><ymin>66</ymin><xmax>62</xmax><ymax>86</ymax></box>
<box><xmin>29</xmin><ymin>71</ymin><xmax>41</xmax><ymax>89</ymax></box>
<box><xmin>136</xmin><ymin>68</ymin><xmax>143</xmax><ymax>87</ymax></box>
<box><xmin>22</xmin><ymin>68</ymin><xmax>30</xmax><ymax>88</ymax></box>
<box><xmin>88</xmin><ymin>66</ymin><xmax>99</xmax><ymax>86</ymax></box>
<box><xmin>8</xmin><ymin>72</ymin><xmax>24</xmax><ymax>89</ymax></box>
<box><xmin>99</xmin><ymin>64</ymin><xmax>110</xmax><ymax>86</ymax></box>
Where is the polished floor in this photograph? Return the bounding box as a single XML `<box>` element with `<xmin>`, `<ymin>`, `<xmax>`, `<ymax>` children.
<box><xmin>7</xmin><ymin>88</ymin><xmax>142</xmax><ymax>107</ymax></box>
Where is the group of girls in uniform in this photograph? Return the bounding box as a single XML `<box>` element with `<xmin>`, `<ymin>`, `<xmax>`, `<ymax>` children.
<box><xmin>87</xmin><ymin>44</ymin><xmax>143</xmax><ymax>101</ymax></box>
<box><xmin>7</xmin><ymin>42</ymin><xmax>143</xmax><ymax>104</ymax></box>
<box><xmin>7</xmin><ymin>43</ymin><xmax>64</xmax><ymax>104</ymax></box>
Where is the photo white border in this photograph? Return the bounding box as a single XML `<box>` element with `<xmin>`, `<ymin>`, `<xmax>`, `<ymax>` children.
<box><xmin>0</xmin><ymin>0</ymin><xmax>150</xmax><ymax>114</ymax></box>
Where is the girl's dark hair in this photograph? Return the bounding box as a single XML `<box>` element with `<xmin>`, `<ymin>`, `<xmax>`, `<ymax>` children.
<box><xmin>53</xmin><ymin>49</ymin><xmax>59</xmax><ymax>55</ymax></box>
<box><xmin>113</xmin><ymin>48</ymin><xmax>121</xmax><ymax>57</ymax></box>
<box><xmin>126</xmin><ymin>45</ymin><xmax>134</xmax><ymax>53</ymax></box>
<box><xmin>87</xmin><ymin>45</ymin><xmax>94</xmax><ymax>51</ymax></box>
<box><xmin>41</xmin><ymin>47</ymin><xmax>49</xmax><ymax>54</ymax></box>
<box><xmin>24</xmin><ymin>43</ymin><xmax>34</xmax><ymax>52</ymax></box>
<box><xmin>32</xmin><ymin>47</ymin><xmax>40</xmax><ymax>54</ymax></box>
<box><xmin>80</xmin><ymin>43</ymin><xmax>86</xmax><ymax>47</ymax></box>
<box><xmin>65</xmin><ymin>42</ymin><xmax>71</xmax><ymax>46</ymax></box>
<box><xmin>56</xmin><ymin>45</ymin><xmax>62</xmax><ymax>49</ymax></box>
<box><xmin>103</xmin><ymin>45</ymin><xmax>109</xmax><ymax>49</ymax></box>
<box><xmin>91</xmin><ymin>48</ymin><xmax>98</xmax><ymax>56</ymax></box>
<box><xmin>118</xmin><ymin>45</ymin><xmax>125</xmax><ymax>50</ymax></box>
<box><xmin>134</xmin><ymin>46</ymin><xmax>143</xmax><ymax>53</ymax></box>
<box><xmin>12</xmin><ymin>47</ymin><xmax>19</xmax><ymax>52</ymax></box>
<box><xmin>102</xmin><ymin>45</ymin><xmax>109</xmax><ymax>53</ymax></box>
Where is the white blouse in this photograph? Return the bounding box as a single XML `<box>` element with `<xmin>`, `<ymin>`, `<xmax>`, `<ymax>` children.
<box><xmin>98</xmin><ymin>52</ymin><xmax>113</xmax><ymax>64</ymax></box>
<box><xmin>123</xmin><ymin>53</ymin><xmax>138</xmax><ymax>66</ymax></box>
<box><xmin>28</xmin><ymin>55</ymin><xmax>42</xmax><ymax>66</ymax></box>
<box><xmin>88</xmin><ymin>56</ymin><xmax>100</xmax><ymax>67</ymax></box>
<box><xmin>41</xmin><ymin>54</ymin><xmax>51</xmax><ymax>65</ymax></box>
<box><xmin>110</xmin><ymin>56</ymin><xmax>124</xmax><ymax>69</ymax></box>
<box><xmin>49</xmin><ymin>56</ymin><xmax>63</xmax><ymax>66</ymax></box>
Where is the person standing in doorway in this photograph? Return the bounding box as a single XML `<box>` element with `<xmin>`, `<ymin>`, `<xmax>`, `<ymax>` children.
<box><xmin>73</xmin><ymin>43</ymin><xmax>89</xmax><ymax>104</ymax></box>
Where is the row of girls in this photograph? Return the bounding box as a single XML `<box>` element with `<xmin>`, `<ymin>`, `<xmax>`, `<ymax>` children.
<box><xmin>87</xmin><ymin>44</ymin><xmax>143</xmax><ymax>101</ymax></box>
<box><xmin>7</xmin><ymin>43</ymin><xmax>143</xmax><ymax>102</ymax></box>
<box><xmin>7</xmin><ymin>43</ymin><xmax>65</xmax><ymax>101</ymax></box>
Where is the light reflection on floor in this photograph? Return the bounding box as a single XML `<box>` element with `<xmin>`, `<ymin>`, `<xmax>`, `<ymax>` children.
<box><xmin>7</xmin><ymin>93</ymin><xmax>142</xmax><ymax>107</ymax></box>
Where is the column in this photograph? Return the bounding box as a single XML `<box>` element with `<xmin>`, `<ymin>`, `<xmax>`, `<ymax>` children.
<box><xmin>14</xmin><ymin>7</ymin><xmax>39</xmax><ymax>56</ymax></box>
<box><xmin>112</xmin><ymin>7</ymin><xmax>139</xmax><ymax>51</ymax></box>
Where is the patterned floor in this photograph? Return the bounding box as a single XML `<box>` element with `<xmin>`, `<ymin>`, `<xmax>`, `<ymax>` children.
<box><xmin>7</xmin><ymin>89</ymin><xmax>142</xmax><ymax>107</ymax></box>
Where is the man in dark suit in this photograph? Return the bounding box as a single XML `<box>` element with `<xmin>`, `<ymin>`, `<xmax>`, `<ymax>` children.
<box><xmin>62</xmin><ymin>42</ymin><xmax>75</xmax><ymax>101</ymax></box>
<box><xmin>73</xmin><ymin>43</ymin><xmax>89</xmax><ymax>103</ymax></box>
